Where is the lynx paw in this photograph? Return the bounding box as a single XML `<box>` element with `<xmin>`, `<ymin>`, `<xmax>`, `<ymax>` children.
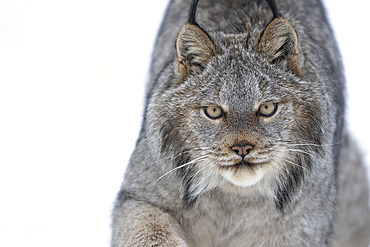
<box><xmin>112</xmin><ymin>200</ymin><xmax>188</xmax><ymax>247</ymax></box>
<box><xmin>126</xmin><ymin>223</ymin><xmax>188</xmax><ymax>247</ymax></box>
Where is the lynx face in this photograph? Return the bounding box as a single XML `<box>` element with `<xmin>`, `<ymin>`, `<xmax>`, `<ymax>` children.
<box><xmin>149</xmin><ymin>47</ymin><xmax>322</xmax><ymax>210</ymax></box>
<box><xmin>148</xmin><ymin>11</ymin><xmax>323</xmax><ymax>210</ymax></box>
<box><xmin>194</xmin><ymin>54</ymin><xmax>297</xmax><ymax>188</ymax></box>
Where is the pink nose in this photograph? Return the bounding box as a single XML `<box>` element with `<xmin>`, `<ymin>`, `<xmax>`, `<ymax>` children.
<box><xmin>231</xmin><ymin>142</ymin><xmax>254</xmax><ymax>158</ymax></box>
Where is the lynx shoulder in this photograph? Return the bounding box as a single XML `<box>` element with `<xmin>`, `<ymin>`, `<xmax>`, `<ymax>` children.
<box><xmin>112</xmin><ymin>0</ymin><xmax>370</xmax><ymax>246</ymax></box>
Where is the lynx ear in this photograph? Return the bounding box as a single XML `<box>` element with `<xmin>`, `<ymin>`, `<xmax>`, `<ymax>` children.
<box><xmin>176</xmin><ymin>23</ymin><xmax>217</xmax><ymax>81</ymax></box>
<box><xmin>257</xmin><ymin>17</ymin><xmax>302</xmax><ymax>77</ymax></box>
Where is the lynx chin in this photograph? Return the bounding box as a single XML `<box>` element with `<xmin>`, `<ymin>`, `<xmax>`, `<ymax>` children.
<box><xmin>112</xmin><ymin>0</ymin><xmax>370</xmax><ymax>246</ymax></box>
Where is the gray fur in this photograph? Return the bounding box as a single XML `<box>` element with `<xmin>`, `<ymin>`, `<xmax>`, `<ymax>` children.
<box><xmin>112</xmin><ymin>0</ymin><xmax>370</xmax><ymax>246</ymax></box>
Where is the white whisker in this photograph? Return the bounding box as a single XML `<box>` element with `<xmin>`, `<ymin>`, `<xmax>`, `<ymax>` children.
<box><xmin>147</xmin><ymin>155</ymin><xmax>209</xmax><ymax>187</ymax></box>
<box><xmin>270</xmin><ymin>154</ymin><xmax>309</xmax><ymax>172</ymax></box>
<box><xmin>277</xmin><ymin>140</ymin><xmax>342</xmax><ymax>148</ymax></box>
<box><xmin>287</xmin><ymin>148</ymin><xmax>316</xmax><ymax>158</ymax></box>
<box><xmin>192</xmin><ymin>161</ymin><xmax>214</xmax><ymax>180</ymax></box>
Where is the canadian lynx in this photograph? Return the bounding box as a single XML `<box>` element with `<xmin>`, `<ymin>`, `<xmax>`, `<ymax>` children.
<box><xmin>112</xmin><ymin>0</ymin><xmax>370</xmax><ymax>246</ymax></box>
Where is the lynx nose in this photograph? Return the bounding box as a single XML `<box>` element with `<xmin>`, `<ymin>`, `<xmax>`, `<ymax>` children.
<box><xmin>231</xmin><ymin>141</ymin><xmax>254</xmax><ymax>158</ymax></box>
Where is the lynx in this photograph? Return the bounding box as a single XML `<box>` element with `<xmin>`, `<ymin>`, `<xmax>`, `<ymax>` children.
<box><xmin>112</xmin><ymin>0</ymin><xmax>370</xmax><ymax>246</ymax></box>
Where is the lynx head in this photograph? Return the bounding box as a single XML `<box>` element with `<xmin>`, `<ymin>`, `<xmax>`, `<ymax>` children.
<box><xmin>147</xmin><ymin>0</ymin><xmax>323</xmax><ymax>211</ymax></box>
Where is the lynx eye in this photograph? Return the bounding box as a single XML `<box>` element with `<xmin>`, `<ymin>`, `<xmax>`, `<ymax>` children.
<box><xmin>203</xmin><ymin>106</ymin><xmax>224</xmax><ymax>119</ymax></box>
<box><xmin>258</xmin><ymin>102</ymin><xmax>278</xmax><ymax>117</ymax></box>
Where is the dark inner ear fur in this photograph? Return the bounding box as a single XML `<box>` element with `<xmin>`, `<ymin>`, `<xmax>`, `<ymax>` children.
<box><xmin>176</xmin><ymin>23</ymin><xmax>217</xmax><ymax>81</ymax></box>
<box><xmin>257</xmin><ymin>17</ymin><xmax>302</xmax><ymax>77</ymax></box>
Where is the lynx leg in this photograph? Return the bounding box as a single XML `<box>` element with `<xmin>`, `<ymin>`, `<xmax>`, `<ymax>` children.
<box><xmin>112</xmin><ymin>200</ymin><xmax>188</xmax><ymax>247</ymax></box>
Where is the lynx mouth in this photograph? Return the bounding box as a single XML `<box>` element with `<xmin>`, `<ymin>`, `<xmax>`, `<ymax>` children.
<box><xmin>233</xmin><ymin>160</ymin><xmax>258</xmax><ymax>167</ymax></box>
<box><xmin>218</xmin><ymin>160</ymin><xmax>268</xmax><ymax>187</ymax></box>
<box><xmin>222</xmin><ymin>160</ymin><xmax>261</xmax><ymax>169</ymax></box>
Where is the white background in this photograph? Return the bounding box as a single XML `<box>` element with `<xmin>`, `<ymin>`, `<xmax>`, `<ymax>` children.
<box><xmin>0</xmin><ymin>0</ymin><xmax>368</xmax><ymax>246</ymax></box>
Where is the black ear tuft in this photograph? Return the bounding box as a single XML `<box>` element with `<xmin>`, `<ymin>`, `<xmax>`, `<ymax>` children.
<box><xmin>256</xmin><ymin>0</ymin><xmax>302</xmax><ymax>76</ymax></box>
<box><xmin>265</xmin><ymin>0</ymin><xmax>281</xmax><ymax>19</ymax></box>
<box><xmin>188</xmin><ymin>0</ymin><xmax>199</xmax><ymax>25</ymax></box>
<box><xmin>175</xmin><ymin>0</ymin><xmax>217</xmax><ymax>81</ymax></box>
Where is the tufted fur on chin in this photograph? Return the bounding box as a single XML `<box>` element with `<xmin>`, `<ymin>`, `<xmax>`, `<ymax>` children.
<box><xmin>112</xmin><ymin>0</ymin><xmax>370</xmax><ymax>246</ymax></box>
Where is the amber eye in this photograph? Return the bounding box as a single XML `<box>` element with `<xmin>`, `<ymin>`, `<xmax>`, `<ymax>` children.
<box><xmin>258</xmin><ymin>102</ymin><xmax>278</xmax><ymax>117</ymax></box>
<box><xmin>203</xmin><ymin>106</ymin><xmax>224</xmax><ymax>119</ymax></box>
